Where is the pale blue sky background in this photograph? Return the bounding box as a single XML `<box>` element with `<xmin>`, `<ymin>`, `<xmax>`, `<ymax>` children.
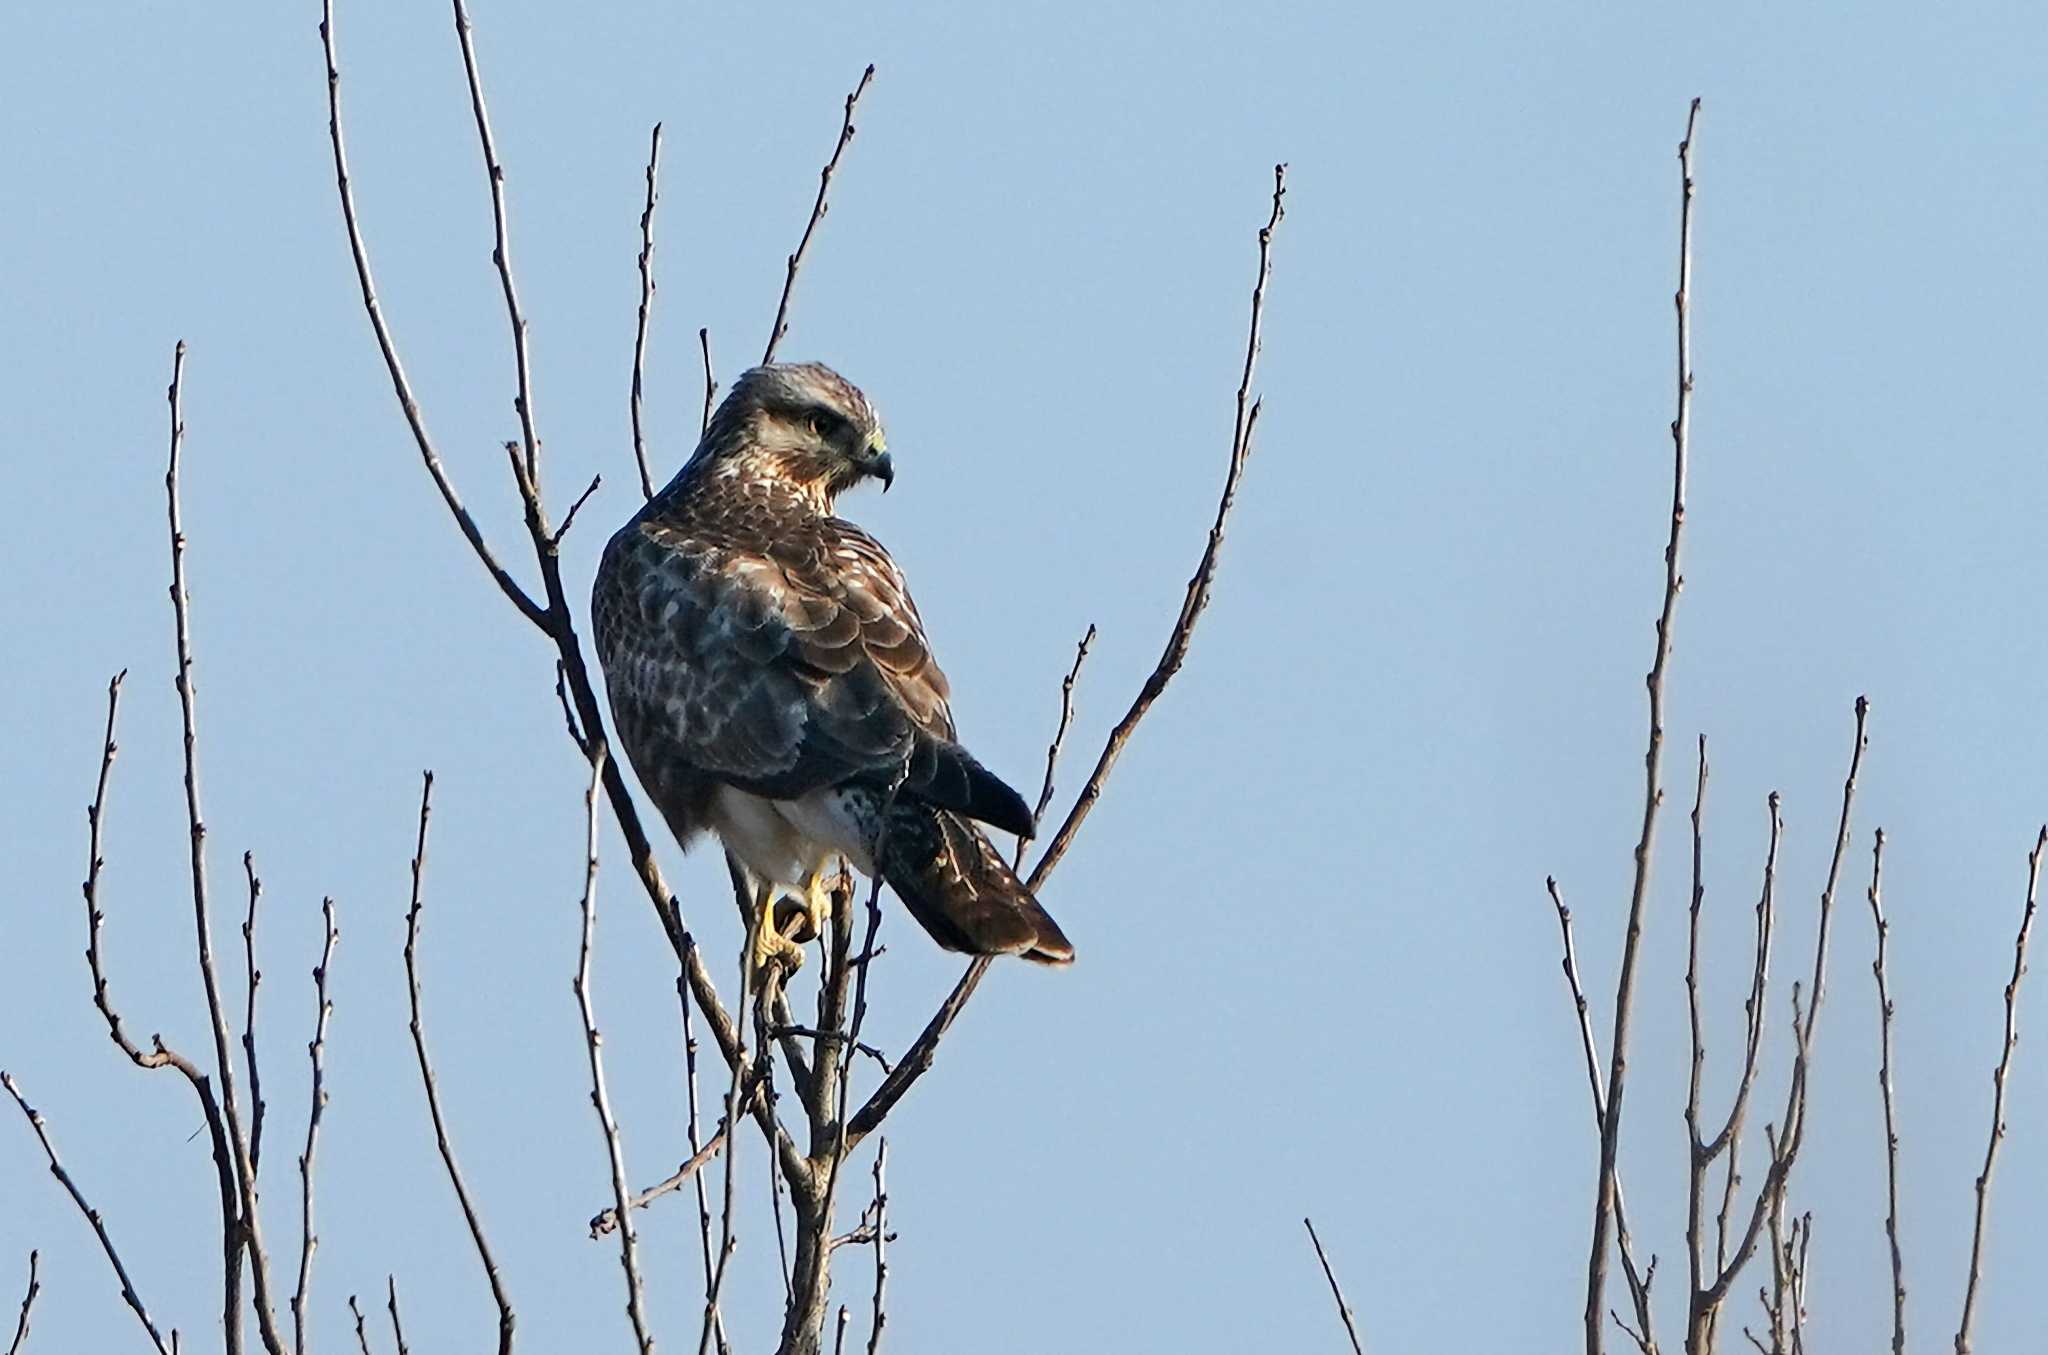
<box><xmin>5</xmin><ymin>3</ymin><xmax>2047</xmax><ymax>1352</ymax></box>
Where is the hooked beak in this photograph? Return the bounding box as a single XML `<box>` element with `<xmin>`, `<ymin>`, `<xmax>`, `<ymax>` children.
<box><xmin>868</xmin><ymin>448</ymin><xmax>895</xmax><ymax>492</ymax></box>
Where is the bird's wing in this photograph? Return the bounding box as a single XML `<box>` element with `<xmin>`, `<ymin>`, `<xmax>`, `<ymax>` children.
<box><xmin>595</xmin><ymin>516</ymin><xmax>1031</xmax><ymax>835</ymax></box>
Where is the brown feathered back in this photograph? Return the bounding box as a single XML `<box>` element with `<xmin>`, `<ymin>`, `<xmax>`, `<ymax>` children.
<box><xmin>591</xmin><ymin>363</ymin><xmax>1070</xmax><ymax>964</ymax></box>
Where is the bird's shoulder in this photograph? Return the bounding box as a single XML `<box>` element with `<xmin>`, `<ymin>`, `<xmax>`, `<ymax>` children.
<box><xmin>599</xmin><ymin>498</ymin><xmax>951</xmax><ymax>727</ymax></box>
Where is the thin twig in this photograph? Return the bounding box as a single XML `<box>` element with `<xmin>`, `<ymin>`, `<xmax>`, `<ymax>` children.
<box><xmin>1584</xmin><ymin>99</ymin><xmax>1699</xmax><ymax>1355</ymax></box>
<box><xmin>1683</xmin><ymin>738</ymin><xmax>1709</xmax><ymax>1316</ymax></box>
<box><xmin>6</xmin><ymin>1252</ymin><xmax>37</xmax><ymax>1355</ymax></box>
<box><xmin>348</xmin><ymin>1296</ymin><xmax>373</xmax><ymax>1355</ymax></box>
<box><xmin>591</xmin><ymin>1127</ymin><xmax>730</xmax><ymax>1238</ymax></box>
<box><xmin>1016</xmin><ymin>624</ymin><xmax>1095</xmax><ymax>868</ymax></box>
<box><xmin>1545</xmin><ymin>880</ymin><xmax>1658</xmax><ymax>1351</ymax></box>
<box><xmin>572</xmin><ymin>747</ymin><xmax>657</xmax><ymax>1354</ymax></box>
<box><xmin>293</xmin><ymin>896</ymin><xmax>339</xmax><ymax>1355</ymax></box>
<box><xmin>1026</xmin><ymin>163</ymin><xmax>1285</xmax><ymax>892</ymax></box>
<box><xmin>769</xmin><ymin>1026</ymin><xmax>895</xmax><ymax>1076</ymax></box>
<box><xmin>240</xmin><ymin>854</ymin><xmax>267</xmax><ymax>1180</ymax></box>
<box><xmin>2</xmin><ymin>1073</ymin><xmax>170</xmax><ymax>1355</ymax></box>
<box><xmin>403</xmin><ymin>773</ymin><xmax>515</xmax><ymax>1355</ymax></box>
<box><xmin>450</xmin><ymin>0</ymin><xmax>542</xmax><ymax>484</ymax></box>
<box><xmin>552</xmin><ymin>474</ymin><xmax>603</xmax><ymax>547</ymax></box>
<box><xmin>675</xmin><ymin>958</ymin><xmax>729</xmax><ymax>1355</ymax></box>
<box><xmin>1866</xmin><ymin>830</ymin><xmax>1905</xmax><ymax>1355</ymax></box>
<box><xmin>866</xmin><ymin>1141</ymin><xmax>889</xmax><ymax>1355</ymax></box>
<box><xmin>1955</xmin><ymin>826</ymin><xmax>2046</xmax><ymax>1355</ymax></box>
<box><xmin>167</xmin><ymin>341</ymin><xmax>289</xmax><ymax>1355</ymax></box>
<box><xmin>1303</xmin><ymin>1218</ymin><xmax>1365</xmax><ymax>1355</ymax></box>
<box><xmin>324</xmin><ymin>0</ymin><xmax>804</xmax><ymax>1201</ymax></box>
<box><xmin>834</xmin><ymin>1307</ymin><xmax>849</xmax><ymax>1355</ymax></box>
<box><xmin>1695</xmin><ymin>793</ymin><xmax>1783</xmax><ymax>1352</ymax></box>
<box><xmin>700</xmin><ymin>866</ymin><xmax>764</xmax><ymax>1355</ymax></box>
<box><xmin>1788</xmin><ymin>1213</ymin><xmax>1811</xmax><ymax>1355</ymax></box>
<box><xmin>73</xmin><ymin>668</ymin><xmax>246</xmax><ymax>1352</ymax></box>
<box><xmin>316</xmin><ymin>0</ymin><xmax>546</xmax><ymax>628</ymax></box>
<box><xmin>630</xmin><ymin>122</ymin><xmax>663</xmax><ymax>500</ymax></box>
<box><xmin>762</xmin><ymin>65</ymin><xmax>876</xmax><ymax>364</ymax></box>
<box><xmin>1702</xmin><ymin>699</ymin><xmax>1870</xmax><ymax>1314</ymax></box>
<box><xmin>385</xmin><ymin>1276</ymin><xmax>409</xmax><ymax>1355</ymax></box>
<box><xmin>852</xmin><ymin>167</ymin><xmax>1288</xmax><ymax>1147</ymax></box>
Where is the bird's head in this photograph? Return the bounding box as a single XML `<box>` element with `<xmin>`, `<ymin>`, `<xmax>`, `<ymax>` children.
<box><xmin>698</xmin><ymin>362</ymin><xmax>893</xmax><ymax>503</ymax></box>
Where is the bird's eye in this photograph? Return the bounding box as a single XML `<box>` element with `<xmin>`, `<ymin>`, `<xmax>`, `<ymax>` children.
<box><xmin>806</xmin><ymin>411</ymin><xmax>837</xmax><ymax>440</ymax></box>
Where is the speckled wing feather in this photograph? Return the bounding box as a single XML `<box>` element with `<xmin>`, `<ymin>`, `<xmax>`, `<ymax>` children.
<box><xmin>593</xmin><ymin>511</ymin><xmax>1032</xmax><ymax>836</ymax></box>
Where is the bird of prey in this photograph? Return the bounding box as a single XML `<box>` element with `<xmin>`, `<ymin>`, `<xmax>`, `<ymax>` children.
<box><xmin>592</xmin><ymin>362</ymin><xmax>1073</xmax><ymax>971</ymax></box>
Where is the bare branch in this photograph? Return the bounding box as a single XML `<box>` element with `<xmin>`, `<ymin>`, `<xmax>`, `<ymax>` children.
<box><xmin>1703</xmin><ymin>697</ymin><xmax>1870</xmax><ymax>1312</ymax></box>
<box><xmin>449</xmin><ymin>0</ymin><xmax>543</xmax><ymax>483</ymax></box>
<box><xmin>1303</xmin><ymin>1218</ymin><xmax>1365</xmax><ymax>1355</ymax></box>
<box><xmin>323</xmin><ymin>0</ymin><xmax>811</xmax><ymax>1206</ymax></box>
<box><xmin>1613</xmin><ymin>1311</ymin><xmax>1653</xmax><ymax>1355</ymax></box>
<box><xmin>1955</xmin><ymin>825</ymin><xmax>2045</xmax><ymax>1355</ymax></box>
<box><xmin>240</xmin><ymin>854</ymin><xmax>267</xmax><ymax>1180</ymax></box>
<box><xmin>770</xmin><ymin>1026</ymin><xmax>894</xmax><ymax>1076</ymax></box>
<box><xmin>762</xmin><ymin>65</ymin><xmax>877</xmax><ymax>365</ymax></box>
<box><xmin>385</xmin><ymin>1276</ymin><xmax>410</xmax><ymax>1355</ymax></box>
<box><xmin>1866</xmin><ymin>830</ymin><xmax>1905</xmax><ymax>1355</ymax></box>
<box><xmin>572</xmin><ymin>748</ymin><xmax>656</xmax><ymax>1353</ymax></box>
<box><xmin>1026</xmin><ymin>163</ymin><xmax>1285</xmax><ymax>891</ymax></box>
<box><xmin>866</xmin><ymin>1141</ymin><xmax>890</xmax><ymax>1355</ymax></box>
<box><xmin>348</xmin><ymin>1296</ymin><xmax>373</xmax><ymax>1355</ymax></box>
<box><xmin>848</xmin><ymin>168</ymin><xmax>1287</xmax><ymax>1148</ymax></box>
<box><xmin>6</xmin><ymin>1251</ymin><xmax>37</xmax><ymax>1355</ymax></box>
<box><xmin>551</xmin><ymin>474</ymin><xmax>603</xmax><ymax>547</ymax></box>
<box><xmin>2</xmin><ymin>1073</ymin><xmax>170</xmax><ymax>1355</ymax></box>
<box><xmin>591</xmin><ymin>1127</ymin><xmax>729</xmax><ymax>1239</ymax></box>
<box><xmin>1692</xmin><ymin>793</ymin><xmax>1782</xmax><ymax>1352</ymax></box>
<box><xmin>834</xmin><ymin>1307</ymin><xmax>849</xmax><ymax>1355</ymax></box>
<box><xmin>1544</xmin><ymin>879</ymin><xmax>1658</xmax><ymax>1351</ymax></box>
<box><xmin>846</xmin><ymin>957</ymin><xmax>987</xmax><ymax>1145</ymax></box>
<box><xmin>630</xmin><ymin>122</ymin><xmax>663</xmax><ymax>500</ymax></box>
<box><xmin>1584</xmin><ymin>98</ymin><xmax>1698</xmax><ymax>1355</ymax></box>
<box><xmin>1016</xmin><ymin>624</ymin><xmax>1095</xmax><ymax>868</ymax></box>
<box><xmin>316</xmin><ymin>0</ymin><xmax>546</xmax><ymax>629</ymax></box>
<box><xmin>701</xmin><ymin>868</ymin><xmax>767</xmax><ymax>1355</ymax></box>
<box><xmin>293</xmin><ymin>896</ymin><xmax>339</xmax><ymax>1355</ymax></box>
<box><xmin>402</xmin><ymin>772</ymin><xmax>515</xmax><ymax>1355</ymax></box>
<box><xmin>166</xmin><ymin>341</ymin><xmax>289</xmax><ymax>1355</ymax></box>
<box><xmin>76</xmin><ymin>666</ymin><xmax>245</xmax><ymax>1350</ymax></box>
<box><xmin>675</xmin><ymin>960</ymin><xmax>728</xmax><ymax>1355</ymax></box>
<box><xmin>1708</xmin><ymin>792</ymin><xmax>1782</xmax><ymax>1162</ymax></box>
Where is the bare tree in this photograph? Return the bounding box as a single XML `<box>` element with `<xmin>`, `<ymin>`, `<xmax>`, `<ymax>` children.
<box><xmin>313</xmin><ymin>3</ymin><xmax>1286</xmax><ymax>1352</ymax></box>
<box><xmin>1546</xmin><ymin>97</ymin><xmax>2048</xmax><ymax>1355</ymax></box>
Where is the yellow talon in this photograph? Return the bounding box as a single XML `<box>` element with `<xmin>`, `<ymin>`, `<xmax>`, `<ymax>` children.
<box><xmin>802</xmin><ymin>869</ymin><xmax>836</xmax><ymax>941</ymax></box>
<box><xmin>750</xmin><ymin>885</ymin><xmax>807</xmax><ymax>974</ymax></box>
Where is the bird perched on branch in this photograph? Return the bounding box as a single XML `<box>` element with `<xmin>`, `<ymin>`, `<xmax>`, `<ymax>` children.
<box><xmin>593</xmin><ymin>362</ymin><xmax>1073</xmax><ymax>971</ymax></box>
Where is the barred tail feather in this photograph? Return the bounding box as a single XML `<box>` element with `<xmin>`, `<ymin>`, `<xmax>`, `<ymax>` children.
<box><xmin>878</xmin><ymin>802</ymin><xmax>1074</xmax><ymax>965</ymax></box>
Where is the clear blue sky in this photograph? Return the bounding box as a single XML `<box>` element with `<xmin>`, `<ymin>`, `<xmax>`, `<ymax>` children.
<box><xmin>5</xmin><ymin>3</ymin><xmax>2047</xmax><ymax>1351</ymax></box>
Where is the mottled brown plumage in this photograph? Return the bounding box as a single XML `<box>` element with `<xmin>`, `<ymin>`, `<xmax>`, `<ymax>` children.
<box><xmin>592</xmin><ymin>363</ymin><xmax>1072</xmax><ymax>966</ymax></box>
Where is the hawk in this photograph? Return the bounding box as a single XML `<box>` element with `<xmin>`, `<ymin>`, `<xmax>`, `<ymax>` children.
<box><xmin>592</xmin><ymin>362</ymin><xmax>1073</xmax><ymax>971</ymax></box>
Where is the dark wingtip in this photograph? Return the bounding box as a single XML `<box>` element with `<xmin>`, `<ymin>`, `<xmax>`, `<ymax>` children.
<box><xmin>989</xmin><ymin>781</ymin><xmax>1034</xmax><ymax>839</ymax></box>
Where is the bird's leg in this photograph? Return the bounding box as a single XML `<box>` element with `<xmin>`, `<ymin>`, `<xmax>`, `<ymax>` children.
<box><xmin>751</xmin><ymin>879</ymin><xmax>807</xmax><ymax>974</ymax></box>
<box><xmin>798</xmin><ymin>865</ymin><xmax>836</xmax><ymax>943</ymax></box>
